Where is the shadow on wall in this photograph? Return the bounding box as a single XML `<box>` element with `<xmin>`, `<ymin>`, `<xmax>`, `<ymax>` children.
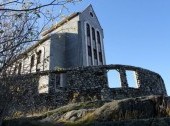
<box><xmin>0</xmin><ymin>64</ymin><xmax>167</xmax><ymax>118</ymax></box>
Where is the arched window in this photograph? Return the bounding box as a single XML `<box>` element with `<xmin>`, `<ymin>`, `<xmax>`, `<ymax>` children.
<box><xmin>37</xmin><ymin>50</ymin><xmax>42</xmax><ymax>64</ymax></box>
<box><xmin>18</xmin><ymin>63</ymin><xmax>22</xmax><ymax>75</ymax></box>
<box><xmin>97</xmin><ymin>31</ymin><xmax>101</xmax><ymax>44</ymax></box>
<box><xmin>99</xmin><ymin>52</ymin><xmax>103</xmax><ymax>63</ymax></box>
<box><xmin>93</xmin><ymin>49</ymin><xmax>97</xmax><ymax>59</ymax></box>
<box><xmin>88</xmin><ymin>46</ymin><xmax>92</xmax><ymax>56</ymax></box>
<box><xmin>30</xmin><ymin>54</ymin><xmax>35</xmax><ymax>68</ymax></box>
<box><xmin>92</xmin><ymin>27</ymin><xmax>96</xmax><ymax>41</ymax></box>
<box><xmin>13</xmin><ymin>65</ymin><xmax>17</xmax><ymax>74</ymax></box>
<box><xmin>86</xmin><ymin>23</ymin><xmax>90</xmax><ymax>37</ymax></box>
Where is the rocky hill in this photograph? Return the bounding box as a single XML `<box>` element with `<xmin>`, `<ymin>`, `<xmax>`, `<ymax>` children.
<box><xmin>2</xmin><ymin>95</ymin><xmax>170</xmax><ymax>126</ymax></box>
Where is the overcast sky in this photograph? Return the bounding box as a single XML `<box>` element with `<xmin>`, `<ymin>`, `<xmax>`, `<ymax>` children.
<box><xmin>65</xmin><ymin>0</ymin><xmax>170</xmax><ymax>94</ymax></box>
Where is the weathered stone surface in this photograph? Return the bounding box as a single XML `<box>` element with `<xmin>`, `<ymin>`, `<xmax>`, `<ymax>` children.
<box><xmin>92</xmin><ymin>95</ymin><xmax>166</xmax><ymax>121</ymax></box>
<box><xmin>0</xmin><ymin>64</ymin><xmax>167</xmax><ymax>118</ymax></box>
<box><xmin>2</xmin><ymin>95</ymin><xmax>170</xmax><ymax>126</ymax></box>
<box><xmin>62</xmin><ymin>109</ymin><xmax>94</xmax><ymax>121</ymax></box>
<box><xmin>87</xmin><ymin>118</ymin><xmax>170</xmax><ymax>126</ymax></box>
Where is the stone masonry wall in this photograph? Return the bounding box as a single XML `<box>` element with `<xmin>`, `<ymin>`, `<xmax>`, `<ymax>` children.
<box><xmin>0</xmin><ymin>64</ymin><xmax>167</xmax><ymax>118</ymax></box>
<box><xmin>63</xmin><ymin>65</ymin><xmax>167</xmax><ymax>101</ymax></box>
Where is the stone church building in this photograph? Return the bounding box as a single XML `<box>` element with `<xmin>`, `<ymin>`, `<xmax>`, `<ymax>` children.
<box><xmin>8</xmin><ymin>5</ymin><xmax>106</xmax><ymax>93</ymax></box>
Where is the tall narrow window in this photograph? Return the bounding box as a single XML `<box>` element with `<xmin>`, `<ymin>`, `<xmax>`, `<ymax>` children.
<box><xmin>92</xmin><ymin>27</ymin><xmax>96</xmax><ymax>41</ymax></box>
<box><xmin>94</xmin><ymin>49</ymin><xmax>97</xmax><ymax>59</ymax></box>
<box><xmin>99</xmin><ymin>52</ymin><xmax>103</xmax><ymax>63</ymax></box>
<box><xmin>13</xmin><ymin>65</ymin><xmax>17</xmax><ymax>74</ymax></box>
<box><xmin>97</xmin><ymin>31</ymin><xmax>101</xmax><ymax>44</ymax></box>
<box><xmin>37</xmin><ymin>50</ymin><xmax>42</xmax><ymax>64</ymax></box>
<box><xmin>97</xmin><ymin>31</ymin><xmax>102</xmax><ymax>51</ymax></box>
<box><xmin>86</xmin><ymin>23</ymin><xmax>90</xmax><ymax>37</ymax></box>
<box><xmin>88</xmin><ymin>46</ymin><xmax>92</xmax><ymax>56</ymax></box>
<box><xmin>30</xmin><ymin>54</ymin><xmax>35</xmax><ymax>68</ymax></box>
<box><xmin>56</xmin><ymin>74</ymin><xmax>60</xmax><ymax>88</ymax></box>
<box><xmin>18</xmin><ymin>63</ymin><xmax>22</xmax><ymax>75</ymax></box>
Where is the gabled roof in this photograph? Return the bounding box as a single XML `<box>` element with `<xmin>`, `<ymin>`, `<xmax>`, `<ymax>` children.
<box><xmin>42</xmin><ymin>4</ymin><xmax>102</xmax><ymax>36</ymax></box>
<box><xmin>8</xmin><ymin>5</ymin><xmax>101</xmax><ymax>65</ymax></box>
<box><xmin>81</xmin><ymin>4</ymin><xmax>103</xmax><ymax>30</ymax></box>
<box><xmin>42</xmin><ymin>12</ymin><xmax>80</xmax><ymax>36</ymax></box>
<box><xmin>10</xmin><ymin>12</ymin><xmax>81</xmax><ymax>64</ymax></box>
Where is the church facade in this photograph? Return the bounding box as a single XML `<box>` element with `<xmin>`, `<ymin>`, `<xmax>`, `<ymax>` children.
<box><xmin>7</xmin><ymin>5</ymin><xmax>106</xmax><ymax>93</ymax></box>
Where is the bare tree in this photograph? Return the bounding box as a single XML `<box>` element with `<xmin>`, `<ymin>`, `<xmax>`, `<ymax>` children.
<box><xmin>0</xmin><ymin>0</ymin><xmax>82</xmax><ymax>123</ymax></box>
<box><xmin>0</xmin><ymin>0</ymin><xmax>82</xmax><ymax>73</ymax></box>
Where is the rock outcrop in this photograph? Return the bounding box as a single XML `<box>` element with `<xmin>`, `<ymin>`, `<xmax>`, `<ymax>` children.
<box><xmin>2</xmin><ymin>95</ymin><xmax>170</xmax><ymax>126</ymax></box>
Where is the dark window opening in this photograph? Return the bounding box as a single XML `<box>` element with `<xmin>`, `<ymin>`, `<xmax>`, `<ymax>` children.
<box><xmin>56</xmin><ymin>74</ymin><xmax>60</xmax><ymax>87</ymax></box>
<box><xmin>97</xmin><ymin>31</ymin><xmax>101</xmax><ymax>44</ymax></box>
<box><xmin>13</xmin><ymin>65</ymin><xmax>17</xmax><ymax>74</ymax></box>
<box><xmin>86</xmin><ymin>23</ymin><xmax>90</xmax><ymax>37</ymax></box>
<box><xmin>99</xmin><ymin>52</ymin><xmax>103</xmax><ymax>62</ymax></box>
<box><xmin>37</xmin><ymin>50</ymin><xmax>42</xmax><ymax>64</ymax></box>
<box><xmin>94</xmin><ymin>49</ymin><xmax>97</xmax><ymax>59</ymax></box>
<box><xmin>88</xmin><ymin>46</ymin><xmax>92</xmax><ymax>56</ymax></box>
<box><xmin>30</xmin><ymin>54</ymin><xmax>35</xmax><ymax>68</ymax></box>
<box><xmin>36</xmin><ymin>69</ymin><xmax>40</xmax><ymax>72</ymax></box>
<box><xmin>90</xmin><ymin>12</ymin><xmax>94</xmax><ymax>17</ymax></box>
<box><xmin>92</xmin><ymin>27</ymin><xmax>96</xmax><ymax>41</ymax></box>
<box><xmin>18</xmin><ymin>63</ymin><xmax>22</xmax><ymax>75</ymax></box>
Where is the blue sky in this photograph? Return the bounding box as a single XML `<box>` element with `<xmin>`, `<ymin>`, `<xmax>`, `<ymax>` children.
<box><xmin>66</xmin><ymin>0</ymin><xmax>170</xmax><ymax>94</ymax></box>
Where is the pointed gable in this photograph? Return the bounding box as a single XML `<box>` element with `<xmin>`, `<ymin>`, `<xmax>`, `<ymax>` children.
<box><xmin>80</xmin><ymin>4</ymin><xmax>102</xmax><ymax>30</ymax></box>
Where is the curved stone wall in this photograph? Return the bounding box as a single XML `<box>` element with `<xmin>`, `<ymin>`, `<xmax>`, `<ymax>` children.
<box><xmin>0</xmin><ymin>64</ymin><xmax>167</xmax><ymax>118</ymax></box>
<box><xmin>62</xmin><ymin>64</ymin><xmax>167</xmax><ymax>100</ymax></box>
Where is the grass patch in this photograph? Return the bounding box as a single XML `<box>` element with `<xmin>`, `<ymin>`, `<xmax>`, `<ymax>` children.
<box><xmin>39</xmin><ymin>100</ymin><xmax>105</xmax><ymax>119</ymax></box>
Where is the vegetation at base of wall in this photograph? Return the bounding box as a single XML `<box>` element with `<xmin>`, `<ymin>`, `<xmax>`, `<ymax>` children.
<box><xmin>2</xmin><ymin>95</ymin><xmax>170</xmax><ymax>126</ymax></box>
<box><xmin>42</xmin><ymin>100</ymin><xmax>105</xmax><ymax>118</ymax></box>
<box><xmin>166</xmin><ymin>107</ymin><xmax>170</xmax><ymax>117</ymax></box>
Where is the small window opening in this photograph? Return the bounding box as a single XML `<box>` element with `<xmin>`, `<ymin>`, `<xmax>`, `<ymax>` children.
<box><xmin>126</xmin><ymin>71</ymin><xmax>138</xmax><ymax>88</ymax></box>
<box><xmin>88</xmin><ymin>46</ymin><xmax>92</xmax><ymax>56</ymax></box>
<box><xmin>13</xmin><ymin>65</ymin><xmax>17</xmax><ymax>74</ymax></box>
<box><xmin>92</xmin><ymin>27</ymin><xmax>96</xmax><ymax>41</ymax></box>
<box><xmin>99</xmin><ymin>52</ymin><xmax>103</xmax><ymax>63</ymax></box>
<box><xmin>18</xmin><ymin>63</ymin><xmax>22</xmax><ymax>75</ymax></box>
<box><xmin>86</xmin><ymin>23</ymin><xmax>90</xmax><ymax>37</ymax></box>
<box><xmin>90</xmin><ymin>12</ymin><xmax>94</xmax><ymax>17</ymax></box>
<box><xmin>93</xmin><ymin>49</ymin><xmax>97</xmax><ymax>59</ymax></box>
<box><xmin>36</xmin><ymin>69</ymin><xmax>40</xmax><ymax>72</ymax></box>
<box><xmin>55</xmin><ymin>74</ymin><xmax>60</xmax><ymax>88</ymax></box>
<box><xmin>37</xmin><ymin>50</ymin><xmax>42</xmax><ymax>64</ymax></box>
<box><xmin>30</xmin><ymin>54</ymin><xmax>35</xmax><ymax>68</ymax></box>
<box><xmin>97</xmin><ymin>31</ymin><xmax>101</xmax><ymax>44</ymax></box>
<box><xmin>108</xmin><ymin>70</ymin><xmax>121</xmax><ymax>88</ymax></box>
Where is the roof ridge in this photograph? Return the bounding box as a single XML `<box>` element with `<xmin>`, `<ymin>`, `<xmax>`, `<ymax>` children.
<box><xmin>42</xmin><ymin>12</ymin><xmax>80</xmax><ymax>36</ymax></box>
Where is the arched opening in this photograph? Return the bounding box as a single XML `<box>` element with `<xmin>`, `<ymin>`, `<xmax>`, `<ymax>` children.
<box><xmin>97</xmin><ymin>31</ymin><xmax>101</xmax><ymax>44</ymax></box>
<box><xmin>107</xmin><ymin>70</ymin><xmax>121</xmax><ymax>88</ymax></box>
<box><xmin>92</xmin><ymin>27</ymin><xmax>96</xmax><ymax>41</ymax></box>
<box><xmin>18</xmin><ymin>63</ymin><xmax>22</xmax><ymax>75</ymax></box>
<box><xmin>86</xmin><ymin>23</ymin><xmax>90</xmax><ymax>37</ymax></box>
<box><xmin>92</xmin><ymin>27</ymin><xmax>96</xmax><ymax>50</ymax></box>
<box><xmin>97</xmin><ymin>31</ymin><xmax>102</xmax><ymax>52</ymax></box>
<box><xmin>30</xmin><ymin>54</ymin><xmax>35</xmax><ymax>69</ymax></box>
<box><xmin>37</xmin><ymin>50</ymin><xmax>42</xmax><ymax>64</ymax></box>
<box><xmin>99</xmin><ymin>52</ymin><xmax>103</xmax><ymax>64</ymax></box>
<box><xmin>13</xmin><ymin>64</ymin><xmax>17</xmax><ymax>74</ymax></box>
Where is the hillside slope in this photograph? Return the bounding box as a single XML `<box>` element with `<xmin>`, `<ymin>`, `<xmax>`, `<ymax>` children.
<box><xmin>2</xmin><ymin>95</ymin><xmax>170</xmax><ymax>126</ymax></box>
